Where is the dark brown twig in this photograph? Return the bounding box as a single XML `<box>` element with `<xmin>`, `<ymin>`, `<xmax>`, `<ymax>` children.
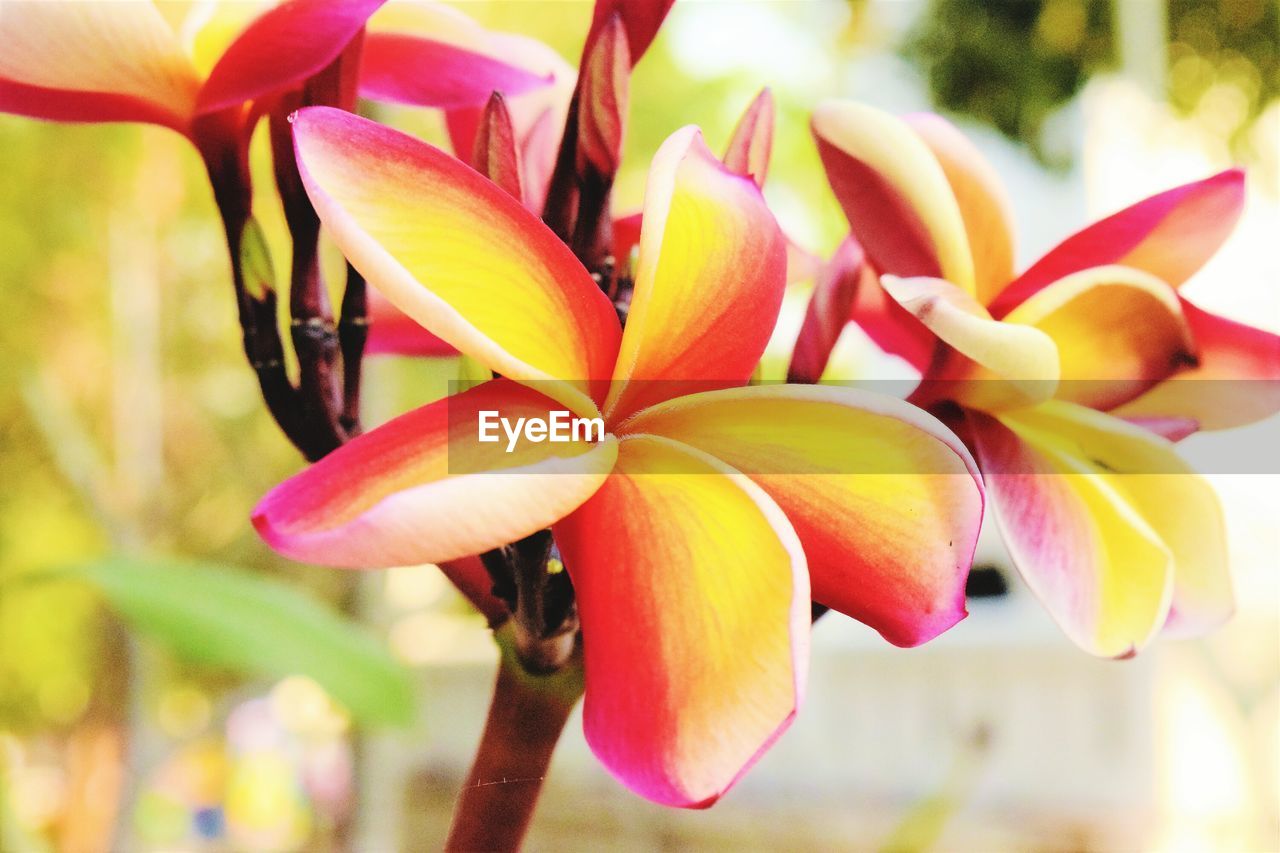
<box><xmin>194</xmin><ymin>109</ymin><xmax>302</xmax><ymax>445</ymax></box>
<box><xmin>337</xmin><ymin>263</ymin><xmax>368</xmax><ymax>436</ymax></box>
<box><xmin>269</xmin><ymin>94</ymin><xmax>343</xmax><ymax>459</ymax></box>
<box><xmin>570</xmin><ymin>162</ymin><xmax>615</xmax><ymax>274</ymax></box>
<box><xmin>481</xmin><ymin>531</ymin><xmax>578</xmax><ymax>675</ymax></box>
<box><xmin>540</xmin><ymin>92</ymin><xmax>582</xmax><ymax>242</ymax></box>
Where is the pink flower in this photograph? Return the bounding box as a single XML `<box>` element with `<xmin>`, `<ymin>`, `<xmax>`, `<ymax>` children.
<box><xmin>252</xmin><ymin>107</ymin><xmax>986</xmax><ymax>805</ymax></box>
<box><xmin>805</xmin><ymin>100</ymin><xmax>1278</xmax><ymax>656</ymax></box>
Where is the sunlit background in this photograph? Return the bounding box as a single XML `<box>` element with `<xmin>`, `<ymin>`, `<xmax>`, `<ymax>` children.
<box><xmin>1</xmin><ymin>1</ymin><xmax>1277</xmax><ymax>850</ymax></box>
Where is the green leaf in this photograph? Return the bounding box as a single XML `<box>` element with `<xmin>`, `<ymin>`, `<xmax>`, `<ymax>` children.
<box><xmin>239</xmin><ymin>217</ymin><xmax>277</xmax><ymax>301</ymax></box>
<box><xmin>66</xmin><ymin>555</ymin><xmax>415</xmax><ymax>727</ymax></box>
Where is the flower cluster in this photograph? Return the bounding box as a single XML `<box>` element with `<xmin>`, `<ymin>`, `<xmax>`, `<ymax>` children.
<box><xmin>4</xmin><ymin>0</ymin><xmax>1277</xmax><ymax>814</ymax></box>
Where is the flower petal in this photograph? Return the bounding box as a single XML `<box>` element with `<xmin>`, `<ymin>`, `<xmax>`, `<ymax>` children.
<box><xmin>723</xmin><ymin>88</ymin><xmax>774</xmax><ymax>188</ymax></box>
<box><xmin>293</xmin><ymin>107</ymin><xmax>621</xmax><ymax>416</ymax></box>
<box><xmin>968</xmin><ymin>411</ymin><xmax>1173</xmax><ymax>657</ymax></box>
<box><xmin>604</xmin><ymin>127</ymin><xmax>787</xmax><ymax>420</ymax></box>
<box><xmin>1114</xmin><ymin>297</ymin><xmax>1280</xmax><ymax>431</ymax></box>
<box><xmin>622</xmin><ymin>384</ymin><xmax>985</xmax><ymax>647</ymax></box>
<box><xmin>471</xmin><ymin>92</ymin><xmax>522</xmax><ymax>200</ymax></box>
<box><xmin>812</xmin><ymin>100</ymin><xmax>975</xmax><ymax>293</ymax></box>
<box><xmin>615</xmin><ymin>212</ymin><xmax>818</xmax><ymax>287</ymax></box>
<box><xmin>358</xmin><ymin>31</ymin><xmax>552</xmax><ymax>110</ymax></box>
<box><xmin>0</xmin><ymin>79</ymin><xmax>193</xmax><ymax>133</ymax></box>
<box><xmin>611</xmin><ymin>211</ymin><xmax>644</xmax><ymax>272</ymax></box>
<box><xmin>438</xmin><ymin>555</ymin><xmax>508</xmax><ymax>626</ymax></box>
<box><xmin>1001</xmin><ymin>265</ymin><xmax>1196</xmax><ymax>410</ymax></box>
<box><xmin>904</xmin><ymin>113</ymin><xmax>1016</xmax><ymax>305</ymax></box>
<box><xmin>516</xmin><ymin>104</ymin><xmax>567</xmax><ymax>212</ymax></box>
<box><xmin>0</xmin><ymin>0</ymin><xmax>198</xmax><ymax>130</ymax></box>
<box><xmin>849</xmin><ymin>272</ymin><xmax>937</xmax><ymax>372</ymax></box>
<box><xmin>882</xmin><ymin>276</ymin><xmax>1059</xmax><ymax>410</ymax></box>
<box><xmin>1123</xmin><ymin>416</ymin><xmax>1200</xmax><ymax>442</ymax></box>
<box><xmin>172</xmin><ymin>1</ymin><xmax>266</xmax><ymax>80</ymax></box>
<box><xmin>584</xmin><ymin>0</ymin><xmax>675</xmax><ymax>67</ymax></box>
<box><xmin>197</xmin><ymin>0</ymin><xmax>386</xmax><ymax>114</ymax></box>
<box><xmin>1005</xmin><ymin>402</ymin><xmax>1231</xmax><ymax>638</ymax></box>
<box><xmin>365</xmin><ymin>288</ymin><xmax>457</xmax><ymax>357</ymax></box>
<box><xmin>553</xmin><ymin>434</ymin><xmax>808</xmax><ymax>807</ymax></box>
<box><xmin>792</xmin><ymin>237</ymin><xmax>936</xmax><ymax>373</ymax></box>
<box><xmin>253</xmin><ymin>379</ymin><xmax>616</xmax><ymax>568</ymax></box>
<box><xmin>391</xmin><ymin>0</ymin><xmax>574</xmax><ymax>167</ymax></box>
<box><xmin>991</xmin><ymin>170</ymin><xmax>1246</xmax><ymax>316</ymax></box>
<box><xmin>436</xmin><ymin>26</ymin><xmax>576</xmax><ymax>211</ymax></box>
<box><xmin>788</xmin><ymin>238</ymin><xmax>868</xmax><ymax>384</ymax></box>
<box><xmin>577</xmin><ymin>12</ymin><xmax>629</xmax><ymax>175</ymax></box>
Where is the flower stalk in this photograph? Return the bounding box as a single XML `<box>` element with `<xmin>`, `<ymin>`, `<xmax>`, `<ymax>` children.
<box><xmin>445</xmin><ymin>626</ymin><xmax>584</xmax><ymax>853</ymax></box>
<box><xmin>193</xmin><ymin>31</ymin><xmax>373</xmax><ymax>462</ymax></box>
<box><xmin>271</xmin><ymin>33</ymin><xmax>368</xmax><ymax>457</ymax></box>
<box><xmin>194</xmin><ymin>108</ymin><xmax>306</xmax><ymax>450</ymax></box>
<box><xmin>541</xmin><ymin>92</ymin><xmax>582</xmax><ymax>244</ymax></box>
<box><xmin>337</xmin><ymin>262</ymin><xmax>369</xmax><ymax>436</ymax></box>
<box><xmin>480</xmin><ymin>532</ymin><xmax>579</xmax><ymax>675</ymax></box>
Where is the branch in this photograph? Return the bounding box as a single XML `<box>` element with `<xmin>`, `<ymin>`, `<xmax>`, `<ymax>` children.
<box><xmin>540</xmin><ymin>92</ymin><xmax>582</xmax><ymax>243</ymax></box>
<box><xmin>337</xmin><ymin>263</ymin><xmax>368</xmax><ymax>436</ymax></box>
<box><xmin>193</xmin><ymin>109</ymin><xmax>303</xmax><ymax>447</ymax></box>
<box><xmin>270</xmin><ymin>93</ymin><xmax>344</xmax><ymax>460</ymax></box>
<box><xmin>570</xmin><ymin>161</ymin><xmax>615</xmax><ymax>274</ymax></box>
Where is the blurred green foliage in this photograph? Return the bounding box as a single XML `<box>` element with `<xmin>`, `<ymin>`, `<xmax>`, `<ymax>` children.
<box><xmin>1</xmin><ymin>121</ymin><xmax>135</xmax><ymax>732</ymax></box>
<box><xmin>1167</xmin><ymin>0</ymin><xmax>1279</xmax><ymax>139</ymax></box>
<box><xmin>0</xmin><ymin>116</ymin><xmax>373</xmax><ymax>733</ymax></box>
<box><xmin>63</xmin><ymin>555</ymin><xmax>416</xmax><ymax>726</ymax></box>
<box><xmin>906</xmin><ymin>0</ymin><xmax>1278</xmax><ymax>164</ymax></box>
<box><xmin>905</xmin><ymin>0</ymin><xmax>1116</xmax><ymax>164</ymax></box>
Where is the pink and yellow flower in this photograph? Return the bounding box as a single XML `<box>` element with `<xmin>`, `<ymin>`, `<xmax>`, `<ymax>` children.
<box><xmin>251</xmin><ymin>107</ymin><xmax>986</xmax><ymax>805</ymax></box>
<box><xmin>807</xmin><ymin>100</ymin><xmax>1280</xmax><ymax>656</ymax></box>
<box><xmin>0</xmin><ymin>1</ymin><xmax>551</xmax><ymax>145</ymax></box>
<box><xmin>360</xmin><ymin>1</ymin><xmax>677</xmax><ymax>357</ymax></box>
<box><xmin>0</xmin><ymin>0</ymin><xmax>575</xmax><ymax>379</ymax></box>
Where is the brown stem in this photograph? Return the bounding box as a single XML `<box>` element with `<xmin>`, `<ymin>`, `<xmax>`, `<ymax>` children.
<box><xmin>337</xmin><ymin>263</ymin><xmax>368</xmax><ymax>436</ymax></box>
<box><xmin>540</xmin><ymin>92</ymin><xmax>582</xmax><ymax>241</ymax></box>
<box><xmin>481</xmin><ymin>532</ymin><xmax>578</xmax><ymax>675</ymax></box>
<box><xmin>278</xmin><ymin>35</ymin><xmax>369</xmax><ymax>458</ymax></box>
<box><xmin>270</xmin><ymin>93</ymin><xmax>345</xmax><ymax>460</ymax></box>
<box><xmin>194</xmin><ymin>109</ymin><xmax>303</xmax><ymax>447</ymax></box>
<box><xmin>445</xmin><ymin>628</ymin><xmax>583</xmax><ymax>853</ymax></box>
<box><xmin>570</xmin><ymin>163</ymin><xmax>615</xmax><ymax>275</ymax></box>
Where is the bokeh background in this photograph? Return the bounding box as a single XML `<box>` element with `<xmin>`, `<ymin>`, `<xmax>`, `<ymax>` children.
<box><xmin>1</xmin><ymin>0</ymin><xmax>1277</xmax><ymax>850</ymax></box>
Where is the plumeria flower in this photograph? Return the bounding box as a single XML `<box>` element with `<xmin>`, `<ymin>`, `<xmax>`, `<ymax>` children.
<box><xmin>0</xmin><ymin>0</ymin><xmax>561</xmax><ymax>456</ymax></box>
<box><xmin>614</xmin><ymin>88</ymin><xmax>823</xmax><ymax>287</ymax></box>
<box><xmin>251</xmin><ymin>107</ymin><xmax>986</xmax><ymax>805</ymax></box>
<box><xmin>376</xmin><ymin>85</ymin><xmax>817</xmax><ymax>359</ymax></box>
<box><xmin>0</xmin><ymin>0</ymin><xmax>551</xmax><ymax>149</ymax></box>
<box><xmin>365</xmin><ymin>0</ymin><xmax>679</xmax><ymax>358</ymax></box>
<box><xmin>368</xmin><ymin>0</ymin><xmax>578</xmax><ymax>212</ymax></box>
<box><xmin>807</xmin><ymin>100</ymin><xmax>1280</xmax><ymax>657</ymax></box>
